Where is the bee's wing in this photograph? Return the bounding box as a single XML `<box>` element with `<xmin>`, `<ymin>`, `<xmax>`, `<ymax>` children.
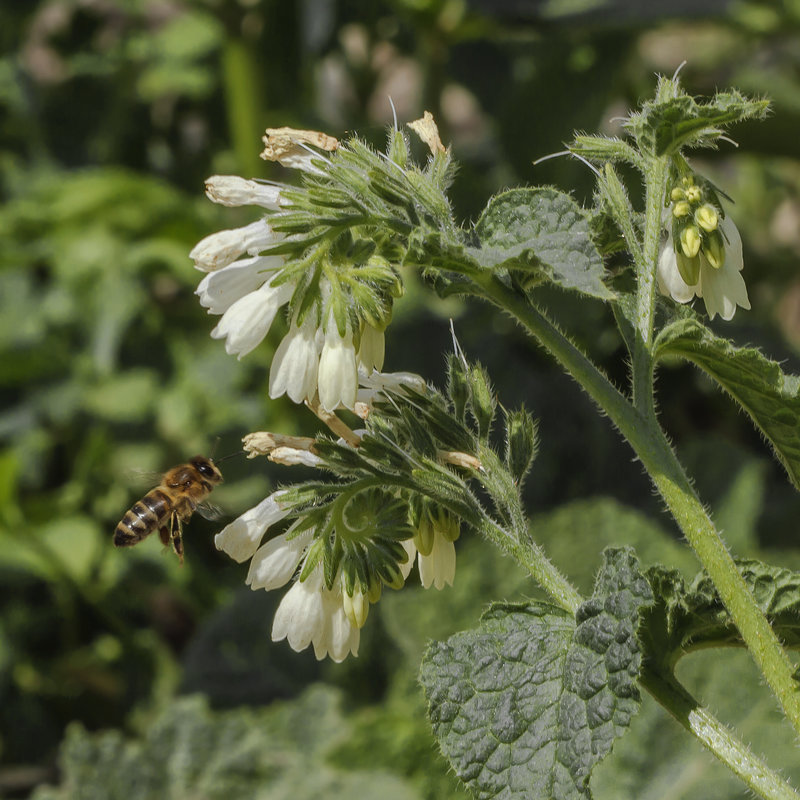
<box><xmin>125</xmin><ymin>469</ymin><xmax>163</xmax><ymax>490</ymax></box>
<box><xmin>197</xmin><ymin>502</ymin><xmax>224</xmax><ymax>522</ymax></box>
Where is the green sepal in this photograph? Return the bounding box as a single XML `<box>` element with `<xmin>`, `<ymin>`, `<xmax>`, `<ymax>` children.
<box><xmin>446</xmin><ymin>352</ymin><xmax>470</xmax><ymax>423</ymax></box>
<box><xmin>504</xmin><ymin>406</ymin><xmax>539</xmax><ymax>486</ymax></box>
<box><xmin>386</xmin><ymin>127</ymin><xmax>409</xmax><ymax>169</ymax></box>
<box><xmin>468</xmin><ymin>364</ymin><xmax>495</xmax><ymax>441</ymax></box>
<box><xmin>568</xmin><ymin>134</ymin><xmax>643</xmax><ymax>168</ymax></box>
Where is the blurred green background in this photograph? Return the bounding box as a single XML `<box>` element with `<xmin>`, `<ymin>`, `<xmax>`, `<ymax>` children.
<box><xmin>2</xmin><ymin>0</ymin><xmax>800</xmax><ymax>797</ymax></box>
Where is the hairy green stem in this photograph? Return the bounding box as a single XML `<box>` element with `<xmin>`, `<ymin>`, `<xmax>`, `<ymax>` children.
<box><xmin>641</xmin><ymin>667</ymin><xmax>800</xmax><ymax>800</ymax></box>
<box><xmin>632</xmin><ymin>155</ymin><xmax>668</xmax><ymax>410</ymax></box>
<box><xmin>472</xmin><ymin>272</ymin><xmax>800</xmax><ymax>739</ymax></box>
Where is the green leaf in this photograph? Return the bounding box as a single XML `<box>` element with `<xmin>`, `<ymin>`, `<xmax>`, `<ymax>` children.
<box><xmin>33</xmin><ymin>688</ymin><xmax>419</xmax><ymax>800</ymax></box>
<box><xmin>655</xmin><ymin>314</ymin><xmax>800</xmax><ymax>490</ymax></box>
<box><xmin>627</xmin><ymin>80</ymin><xmax>769</xmax><ymax>156</ymax></box>
<box><xmin>471</xmin><ymin>188</ymin><xmax>613</xmax><ymax>300</ymax></box>
<box><xmin>420</xmin><ymin>548</ymin><xmax>652</xmax><ymax>800</ymax></box>
<box><xmin>643</xmin><ymin>558</ymin><xmax>800</xmax><ymax>670</ymax></box>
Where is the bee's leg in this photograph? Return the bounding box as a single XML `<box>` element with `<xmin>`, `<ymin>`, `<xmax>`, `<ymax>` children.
<box><xmin>158</xmin><ymin>525</ymin><xmax>171</xmax><ymax>547</ymax></box>
<box><xmin>171</xmin><ymin>516</ymin><xmax>185</xmax><ymax>566</ymax></box>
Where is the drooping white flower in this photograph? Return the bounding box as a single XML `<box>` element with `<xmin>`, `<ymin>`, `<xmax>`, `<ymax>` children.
<box><xmin>246</xmin><ymin>525</ymin><xmax>312</xmax><ymax>591</ymax></box>
<box><xmin>214</xmin><ymin>490</ymin><xmax>291</xmax><ymax>563</ymax></box>
<box><xmin>357</xmin><ymin>324</ymin><xmax>385</xmax><ymax>373</ymax></box>
<box><xmin>417</xmin><ymin>528</ymin><xmax>456</xmax><ymax>590</ymax></box>
<box><xmin>271</xmin><ymin>566</ymin><xmax>327</xmax><ymax>653</ymax></box>
<box><xmin>190</xmin><ymin>219</ymin><xmax>278</xmax><ymax>272</ymax></box>
<box><xmin>196</xmin><ymin>255</ymin><xmax>283</xmax><ymax>315</ymax></box>
<box><xmin>270</xmin><ymin>562</ymin><xmax>360</xmax><ymax>662</ymax></box>
<box><xmin>210</xmin><ymin>276</ymin><xmax>295</xmax><ymax>359</ymax></box>
<box><xmin>657</xmin><ymin>214</ymin><xmax>750</xmax><ymax>321</ymax></box>
<box><xmin>269</xmin><ymin>313</ymin><xmax>320</xmax><ymax>403</ymax></box>
<box><xmin>204</xmin><ymin>175</ymin><xmax>284</xmax><ymax>209</ymax></box>
<box><xmin>317</xmin><ymin>319</ymin><xmax>358</xmax><ymax>412</ymax></box>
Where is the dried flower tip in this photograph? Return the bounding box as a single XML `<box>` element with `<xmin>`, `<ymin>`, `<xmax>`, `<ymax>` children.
<box><xmin>261</xmin><ymin>127</ymin><xmax>339</xmax><ymax>166</ymax></box>
<box><xmin>204</xmin><ymin>175</ymin><xmax>284</xmax><ymax>208</ymax></box>
<box><xmin>353</xmin><ymin>401</ymin><xmax>371</xmax><ymax>420</ymax></box>
<box><xmin>269</xmin><ymin>446</ymin><xmax>323</xmax><ymax>468</ymax></box>
<box><xmin>437</xmin><ymin>450</ymin><xmax>482</xmax><ymax>470</ymax></box>
<box><xmin>408</xmin><ymin>111</ymin><xmax>446</xmax><ymax>155</ymax></box>
<box><xmin>243</xmin><ymin>431</ymin><xmax>317</xmax><ymax>458</ymax></box>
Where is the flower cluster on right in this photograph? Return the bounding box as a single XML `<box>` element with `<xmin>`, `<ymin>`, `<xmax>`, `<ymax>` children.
<box><xmin>657</xmin><ymin>173</ymin><xmax>750</xmax><ymax>320</ymax></box>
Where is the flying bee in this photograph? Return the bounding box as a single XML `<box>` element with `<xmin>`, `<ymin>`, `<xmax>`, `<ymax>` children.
<box><xmin>114</xmin><ymin>455</ymin><xmax>223</xmax><ymax>564</ymax></box>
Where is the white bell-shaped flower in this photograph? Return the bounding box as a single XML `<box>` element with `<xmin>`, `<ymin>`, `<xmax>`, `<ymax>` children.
<box><xmin>269</xmin><ymin>314</ymin><xmax>321</xmax><ymax>404</ymax></box>
<box><xmin>657</xmin><ymin>214</ymin><xmax>750</xmax><ymax>321</ymax></box>
<box><xmin>209</xmin><ymin>277</ymin><xmax>294</xmax><ymax>359</ymax></box>
<box><xmin>195</xmin><ymin>255</ymin><xmax>283</xmax><ymax>315</ymax></box>
<box><xmin>317</xmin><ymin>319</ymin><xmax>358</xmax><ymax>412</ymax></box>
<box><xmin>214</xmin><ymin>490</ymin><xmax>291</xmax><ymax>563</ymax></box>
<box><xmin>190</xmin><ymin>219</ymin><xmax>278</xmax><ymax>272</ymax></box>
<box><xmin>246</xmin><ymin>526</ymin><xmax>311</xmax><ymax>591</ymax></box>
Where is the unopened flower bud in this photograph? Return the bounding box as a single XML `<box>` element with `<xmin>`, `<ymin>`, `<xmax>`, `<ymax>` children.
<box><xmin>670</xmin><ymin>187</ymin><xmax>685</xmax><ymax>202</ymax></box>
<box><xmin>685</xmin><ymin>185</ymin><xmax>702</xmax><ymax>203</ymax></box>
<box><xmin>672</xmin><ymin>200</ymin><xmax>691</xmax><ymax>218</ymax></box>
<box><xmin>703</xmin><ymin>230</ymin><xmax>726</xmax><ymax>269</ymax></box>
<box><xmin>415</xmin><ymin>518</ymin><xmax>435</xmax><ymax>557</ymax></box>
<box><xmin>342</xmin><ymin>584</ymin><xmax>369</xmax><ymax>628</ymax></box>
<box><xmin>679</xmin><ymin>225</ymin><xmax>702</xmax><ymax>258</ymax></box>
<box><xmin>367</xmin><ymin>580</ymin><xmax>382</xmax><ymax>603</ymax></box>
<box><xmin>695</xmin><ymin>204</ymin><xmax>719</xmax><ymax>233</ymax></box>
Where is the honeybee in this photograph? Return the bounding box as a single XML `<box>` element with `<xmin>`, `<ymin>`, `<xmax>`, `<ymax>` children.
<box><xmin>114</xmin><ymin>456</ymin><xmax>223</xmax><ymax>563</ymax></box>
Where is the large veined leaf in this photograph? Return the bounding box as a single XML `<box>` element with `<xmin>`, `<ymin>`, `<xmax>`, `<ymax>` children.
<box><xmin>470</xmin><ymin>187</ymin><xmax>612</xmax><ymax>300</ymax></box>
<box><xmin>420</xmin><ymin>548</ymin><xmax>652</xmax><ymax>800</ymax></box>
<box><xmin>655</xmin><ymin>315</ymin><xmax>800</xmax><ymax>490</ymax></box>
<box><xmin>32</xmin><ymin>688</ymin><xmax>418</xmax><ymax>800</ymax></box>
<box><xmin>642</xmin><ymin>558</ymin><xmax>800</xmax><ymax>671</ymax></box>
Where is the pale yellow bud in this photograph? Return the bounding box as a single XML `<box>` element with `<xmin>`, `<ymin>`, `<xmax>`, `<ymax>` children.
<box><xmin>680</xmin><ymin>225</ymin><xmax>702</xmax><ymax>258</ymax></box>
<box><xmin>685</xmin><ymin>185</ymin><xmax>702</xmax><ymax>203</ymax></box>
<box><xmin>414</xmin><ymin>518</ymin><xmax>435</xmax><ymax>557</ymax></box>
<box><xmin>367</xmin><ymin>581</ymin><xmax>382</xmax><ymax>603</ymax></box>
<box><xmin>342</xmin><ymin>585</ymin><xmax>369</xmax><ymax>629</ymax></box>
<box><xmin>672</xmin><ymin>200</ymin><xmax>691</xmax><ymax>218</ymax></box>
<box><xmin>695</xmin><ymin>204</ymin><xmax>719</xmax><ymax>233</ymax></box>
<box><xmin>670</xmin><ymin>187</ymin><xmax>685</xmax><ymax>202</ymax></box>
<box><xmin>703</xmin><ymin>230</ymin><xmax>726</xmax><ymax>269</ymax></box>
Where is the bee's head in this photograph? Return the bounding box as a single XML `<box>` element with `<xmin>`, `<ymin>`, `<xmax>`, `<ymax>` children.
<box><xmin>190</xmin><ymin>456</ymin><xmax>224</xmax><ymax>484</ymax></box>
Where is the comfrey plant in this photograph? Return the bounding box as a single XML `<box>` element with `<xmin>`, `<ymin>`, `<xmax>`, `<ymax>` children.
<box><xmin>191</xmin><ymin>79</ymin><xmax>800</xmax><ymax>799</ymax></box>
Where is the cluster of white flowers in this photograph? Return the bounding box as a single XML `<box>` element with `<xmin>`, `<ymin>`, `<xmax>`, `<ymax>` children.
<box><xmin>193</xmin><ymin>125</ymin><xmax>462</xmax><ymax>662</ymax></box>
<box><xmin>656</xmin><ymin>177</ymin><xmax>750</xmax><ymax>321</ymax></box>
<box><xmin>191</xmin><ymin>173</ymin><xmax>385</xmax><ymax>412</ymax></box>
<box><xmin>214</xmin><ymin>480</ymin><xmax>458</xmax><ymax>662</ymax></box>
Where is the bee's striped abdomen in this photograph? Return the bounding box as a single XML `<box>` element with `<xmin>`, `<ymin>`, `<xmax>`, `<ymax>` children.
<box><xmin>114</xmin><ymin>488</ymin><xmax>172</xmax><ymax>547</ymax></box>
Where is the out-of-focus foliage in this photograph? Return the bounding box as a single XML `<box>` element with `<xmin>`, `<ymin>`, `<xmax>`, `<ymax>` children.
<box><xmin>3</xmin><ymin>0</ymin><xmax>800</xmax><ymax>796</ymax></box>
